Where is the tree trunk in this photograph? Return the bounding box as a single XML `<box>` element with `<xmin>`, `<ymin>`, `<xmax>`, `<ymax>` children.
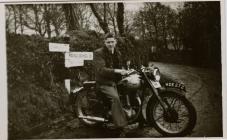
<box><xmin>117</xmin><ymin>3</ymin><xmax>124</xmax><ymax>36</ymax></box>
<box><xmin>104</xmin><ymin>3</ymin><xmax>107</xmax><ymax>24</ymax></box>
<box><xmin>33</xmin><ymin>5</ymin><xmax>39</xmax><ymax>35</ymax></box>
<box><xmin>50</xmin><ymin>5</ymin><xmax>61</xmax><ymax>37</ymax></box>
<box><xmin>163</xmin><ymin>30</ymin><xmax>168</xmax><ymax>50</ymax></box>
<box><xmin>12</xmin><ymin>6</ymin><xmax>17</xmax><ymax>34</ymax></box>
<box><xmin>113</xmin><ymin>4</ymin><xmax>117</xmax><ymax>35</ymax></box>
<box><xmin>107</xmin><ymin>4</ymin><xmax>117</xmax><ymax>35</ymax></box>
<box><xmin>44</xmin><ymin>5</ymin><xmax>51</xmax><ymax>38</ymax></box>
<box><xmin>62</xmin><ymin>4</ymin><xmax>80</xmax><ymax>31</ymax></box>
<box><xmin>18</xmin><ymin>5</ymin><xmax>24</xmax><ymax>34</ymax></box>
<box><xmin>89</xmin><ymin>3</ymin><xmax>109</xmax><ymax>33</ymax></box>
<box><xmin>54</xmin><ymin>27</ymin><xmax>60</xmax><ymax>37</ymax></box>
<box><xmin>32</xmin><ymin>5</ymin><xmax>44</xmax><ymax>36</ymax></box>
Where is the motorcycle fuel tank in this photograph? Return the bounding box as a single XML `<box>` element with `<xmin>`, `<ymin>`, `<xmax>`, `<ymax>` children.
<box><xmin>118</xmin><ymin>73</ymin><xmax>141</xmax><ymax>90</ymax></box>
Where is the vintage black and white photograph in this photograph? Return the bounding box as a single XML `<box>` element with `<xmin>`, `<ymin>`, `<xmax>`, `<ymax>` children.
<box><xmin>5</xmin><ymin>0</ymin><xmax>223</xmax><ymax>139</ymax></box>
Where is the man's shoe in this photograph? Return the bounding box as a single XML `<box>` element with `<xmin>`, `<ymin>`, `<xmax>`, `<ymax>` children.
<box><xmin>106</xmin><ymin>111</ymin><xmax>112</xmax><ymax>122</ymax></box>
<box><xmin>124</xmin><ymin>108</ymin><xmax>135</xmax><ymax>119</ymax></box>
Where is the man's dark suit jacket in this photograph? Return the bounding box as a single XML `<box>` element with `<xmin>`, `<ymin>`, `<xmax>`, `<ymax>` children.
<box><xmin>93</xmin><ymin>47</ymin><xmax>122</xmax><ymax>86</ymax></box>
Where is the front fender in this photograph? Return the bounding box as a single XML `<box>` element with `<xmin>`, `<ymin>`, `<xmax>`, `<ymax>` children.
<box><xmin>142</xmin><ymin>94</ymin><xmax>153</xmax><ymax>121</ymax></box>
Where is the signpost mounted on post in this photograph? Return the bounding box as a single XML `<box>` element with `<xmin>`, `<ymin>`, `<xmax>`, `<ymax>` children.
<box><xmin>48</xmin><ymin>42</ymin><xmax>93</xmax><ymax>93</ymax></box>
<box><xmin>49</xmin><ymin>43</ymin><xmax>70</xmax><ymax>52</ymax></box>
<box><xmin>64</xmin><ymin>52</ymin><xmax>93</xmax><ymax>67</ymax></box>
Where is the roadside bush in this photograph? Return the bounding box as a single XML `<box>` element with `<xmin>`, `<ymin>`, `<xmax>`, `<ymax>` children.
<box><xmin>7</xmin><ymin>31</ymin><xmax>104</xmax><ymax>139</ymax></box>
<box><xmin>7</xmin><ymin>33</ymin><xmax>69</xmax><ymax>139</ymax></box>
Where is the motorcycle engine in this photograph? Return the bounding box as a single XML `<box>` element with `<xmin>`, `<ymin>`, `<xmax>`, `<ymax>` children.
<box><xmin>118</xmin><ymin>73</ymin><xmax>141</xmax><ymax>90</ymax></box>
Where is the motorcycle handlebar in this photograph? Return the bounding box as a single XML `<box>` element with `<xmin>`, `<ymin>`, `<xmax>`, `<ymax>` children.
<box><xmin>126</xmin><ymin>69</ymin><xmax>136</xmax><ymax>75</ymax></box>
<box><xmin>124</xmin><ymin>63</ymin><xmax>158</xmax><ymax>75</ymax></box>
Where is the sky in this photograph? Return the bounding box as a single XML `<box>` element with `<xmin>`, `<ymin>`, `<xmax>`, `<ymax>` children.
<box><xmin>125</xmin><ymin>2</ymin><xmax>184</xmax><ymax>11</ymax></box>
<box><xmin>125</xmin><ymin>2</ymin><xmax>144</xmax><ymax>11</ymax></box>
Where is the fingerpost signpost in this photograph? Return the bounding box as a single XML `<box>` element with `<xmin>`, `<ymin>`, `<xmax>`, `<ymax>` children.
<box><xmin>48</xmin><ymin>42</ymin><xmax>93</xmax><ymax>93</ymax></box>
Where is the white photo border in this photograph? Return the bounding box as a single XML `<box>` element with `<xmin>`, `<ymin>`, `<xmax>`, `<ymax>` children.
<box><xmin>0</xmin><ymin>0</ymin><xmax>226</xmax><ymax>139</ymax></box>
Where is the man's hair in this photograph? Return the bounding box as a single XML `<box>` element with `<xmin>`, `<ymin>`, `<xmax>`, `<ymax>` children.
<box><xmin>104</xmin><ymin>32</ymin><xmax>115</xmax><ymax>40</ymax></box>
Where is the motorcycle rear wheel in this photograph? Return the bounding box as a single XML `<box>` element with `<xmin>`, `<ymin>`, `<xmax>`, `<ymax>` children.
<box><xmin>74</xmin><ymin>89</ymin><xmax>104</xmax><ymax>126</ymax></box>
<box><xmin>147</xmin><ymin>92</ymin><xmax>196</xmax><ymax>137</ymax></box>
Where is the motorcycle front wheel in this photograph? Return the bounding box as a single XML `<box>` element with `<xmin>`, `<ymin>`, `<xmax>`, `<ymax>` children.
<box><xmin>147</xmin><ymin>92</ymin><xmax>196</xmax><ymax>137</ymax></box>
<box><xmin>74</xmin><ymin>89</ymin><xmax>104</xmax><ymax>126</ymax></box>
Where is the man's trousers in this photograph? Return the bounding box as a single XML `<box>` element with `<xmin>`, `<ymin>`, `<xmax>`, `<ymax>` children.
<box><xmin>97</xmin><ymin>84</ymin><xmax>128</xmax><ymax>128</ymax></box>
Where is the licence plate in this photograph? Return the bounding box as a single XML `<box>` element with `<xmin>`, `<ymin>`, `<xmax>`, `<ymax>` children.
<box><xmin>151</xmin><ymin>81</ymin><xmax>161</xmax><ymax>88</ymax></box>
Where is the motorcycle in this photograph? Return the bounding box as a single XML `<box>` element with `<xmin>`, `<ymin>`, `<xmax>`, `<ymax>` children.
<box><xmin>69</xmin><ymin>65</ymin><xmax>197</xmax><ymax>137</ymax></box>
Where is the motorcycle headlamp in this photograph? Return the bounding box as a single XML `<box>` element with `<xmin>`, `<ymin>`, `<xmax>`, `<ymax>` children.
<box><xmin>144</xmin><ymin>67</ymin><xmax>161</xmax><ymax>81</ymax></box>
<box><xmin>153</xmin><ymin>68</ymin><xmax>161</xmax><ymax>81</ymax></box>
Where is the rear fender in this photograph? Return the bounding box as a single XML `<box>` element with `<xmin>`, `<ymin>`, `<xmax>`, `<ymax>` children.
<box><xmin>68</xmin><ymin>87</ymin><xmax>84</xmax><ymax>105</ymax></box>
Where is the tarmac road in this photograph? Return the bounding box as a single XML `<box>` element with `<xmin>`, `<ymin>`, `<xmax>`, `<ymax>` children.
<box><xmin>29</xmin><ymin>62</ymin><xmax>222</xmax><ymax>138</ymax></box>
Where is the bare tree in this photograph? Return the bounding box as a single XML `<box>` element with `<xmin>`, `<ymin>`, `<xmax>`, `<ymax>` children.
<box><xmin>17</xmin><ymin>5</ymin><xmax>24</xmax><ymax>34</ymax></box>
<box><xmin>89</xmin><ymin>3</ymin><xmax>109</xmax><ymax>33</ymax></box>
<box><xmin>62</xmin><ymin>4</ymin><xmax>92</xmax><ymax>31</ymax></box>
<box><xmin>107</xmin><ymin>3</ymin><xmax>117</xmax><ymax>35</ymax></box>
<box><xmin>49</xmin><ymin>5</ymin><xmax>65</xmax><ymax>37</ymax></box>
<box><xmin>23</xmin><ymin>5</ymin><xmax>46</xmax><ymax>37</ymax></box>
<box><xmin>62</xmin><ymin>4</ymin><xmax>80</xmax><ymax>31</ymax></box>
<box><xmin>6</xmin><ymin>6</ymin><xmax>14</xmax><ymax>33</ymax></box>
<box><xmin>124</xmin><ymin>10</ymin><xmax>136</xmax><ymax>35</ymax></box>
<box><xmin>43</xmin><ymin>4</ymin><xmax>51</xmax><ymax>38</ymax></box>
<box><xmin>89</xmin><ymin>3</ymin><xmax>125</xmax><ymax>35</ymax></box>
<box><xmin>103</xmin><ymin>3</ymin><xmax>107</xmax><ymax>25</ymax></box>
<box><xmin>133</xmin><ymin>10</ymin><xmax>146</xmax><ymax>40</ymax></box>
<box><xmin>11</xmin><ymin>5</ymin><xmax>18</xmax><ymax>34</ymax></box>
<box><xmin>73</xmin><ymin>4</ymin><xmax>92</xmax><ymax>30</ymax></box>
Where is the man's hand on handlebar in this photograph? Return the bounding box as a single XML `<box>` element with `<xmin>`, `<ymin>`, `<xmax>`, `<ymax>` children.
<box><xmin>114</xmin><ymin>69</ymin><xmax>131</xmax><ymax>76</ymax></box>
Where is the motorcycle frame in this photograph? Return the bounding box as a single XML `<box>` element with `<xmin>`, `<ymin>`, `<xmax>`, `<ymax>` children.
<box><xmin>141</xmin><ymin>71</ymin><xmax>169</xmax><ymax>111</ymax></box>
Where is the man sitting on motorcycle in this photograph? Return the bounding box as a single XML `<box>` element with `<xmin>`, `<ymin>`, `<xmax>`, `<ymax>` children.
<box><xmin>93</xmin><ymin>32</ymin><xmax>130</xmax><ymax>136</ymax></box>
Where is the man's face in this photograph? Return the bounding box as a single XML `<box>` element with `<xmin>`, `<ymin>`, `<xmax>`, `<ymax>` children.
<box><xmin>104</xmin><ymin>37</ymin><xmax>117</xmax><ymax>52</ymax></box>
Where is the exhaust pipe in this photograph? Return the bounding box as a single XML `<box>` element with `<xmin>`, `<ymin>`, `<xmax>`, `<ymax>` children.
<box><xmin>78</xmin><ymin>115</ymin><xmax>108</xmax><ymax>122</ymax></box>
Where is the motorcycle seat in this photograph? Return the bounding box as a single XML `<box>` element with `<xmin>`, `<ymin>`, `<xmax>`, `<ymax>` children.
<box><xmin>83</xmin><ymin>81</ymin><xmax>96</xmax><ymax>88</ymax></box>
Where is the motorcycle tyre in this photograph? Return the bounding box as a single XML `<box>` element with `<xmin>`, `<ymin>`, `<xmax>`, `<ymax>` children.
<box><xmin>146</xmin><ymin>92</ymin><xmax>196</xmax><ymax>137</ymax></box>
<box><xmin>74</xmin><ymin>90</ymin><xmax>104</xmax><ymax>127</ymax></box>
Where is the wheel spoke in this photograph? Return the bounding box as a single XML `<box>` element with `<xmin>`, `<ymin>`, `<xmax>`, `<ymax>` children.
<box><xmin>152</xmin><ymin>95</ymin><xmax>193</xmax><ymax>134</ymax></box>
<box><xmin>169</xmin><ymin>123</ymin><xmax>172</xmax><ymax>130</ymax></box>
<box><xmin>170</xmin><ymin>98</ymin><xmax>177</xmax><ymax>108</ymax></box>
<box><xmin>179</xmin><ymin>112</ymin><xmax>189</xmax><ymax>117</ymax></box>
<box><xmin>155</xmin><ymin>112</ymin><xmax>163</xmax><ymax>115</ymax></box>
<box><xmin>176</xmin><ymin>100</ymin><xmax>182</xmax><ymax>111</ymax></box>
<box><xmin>176</xmin><ymin>121</ymin><xmax>181</xmax><ymax>130</ymax></box>
<box><xmin>173</xmin><ymin>123</ymin><xmax>178</xmax><ymax>131</ymax></box>
<box><xmin>155</xmin><ymin>114</ymin><xmax>164</xmax><ymax>121</ymax></box>
<box><xmin>178</xmin><ymin>118</ymin><xmax>186</xmax><ymax>123</ymax></box>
